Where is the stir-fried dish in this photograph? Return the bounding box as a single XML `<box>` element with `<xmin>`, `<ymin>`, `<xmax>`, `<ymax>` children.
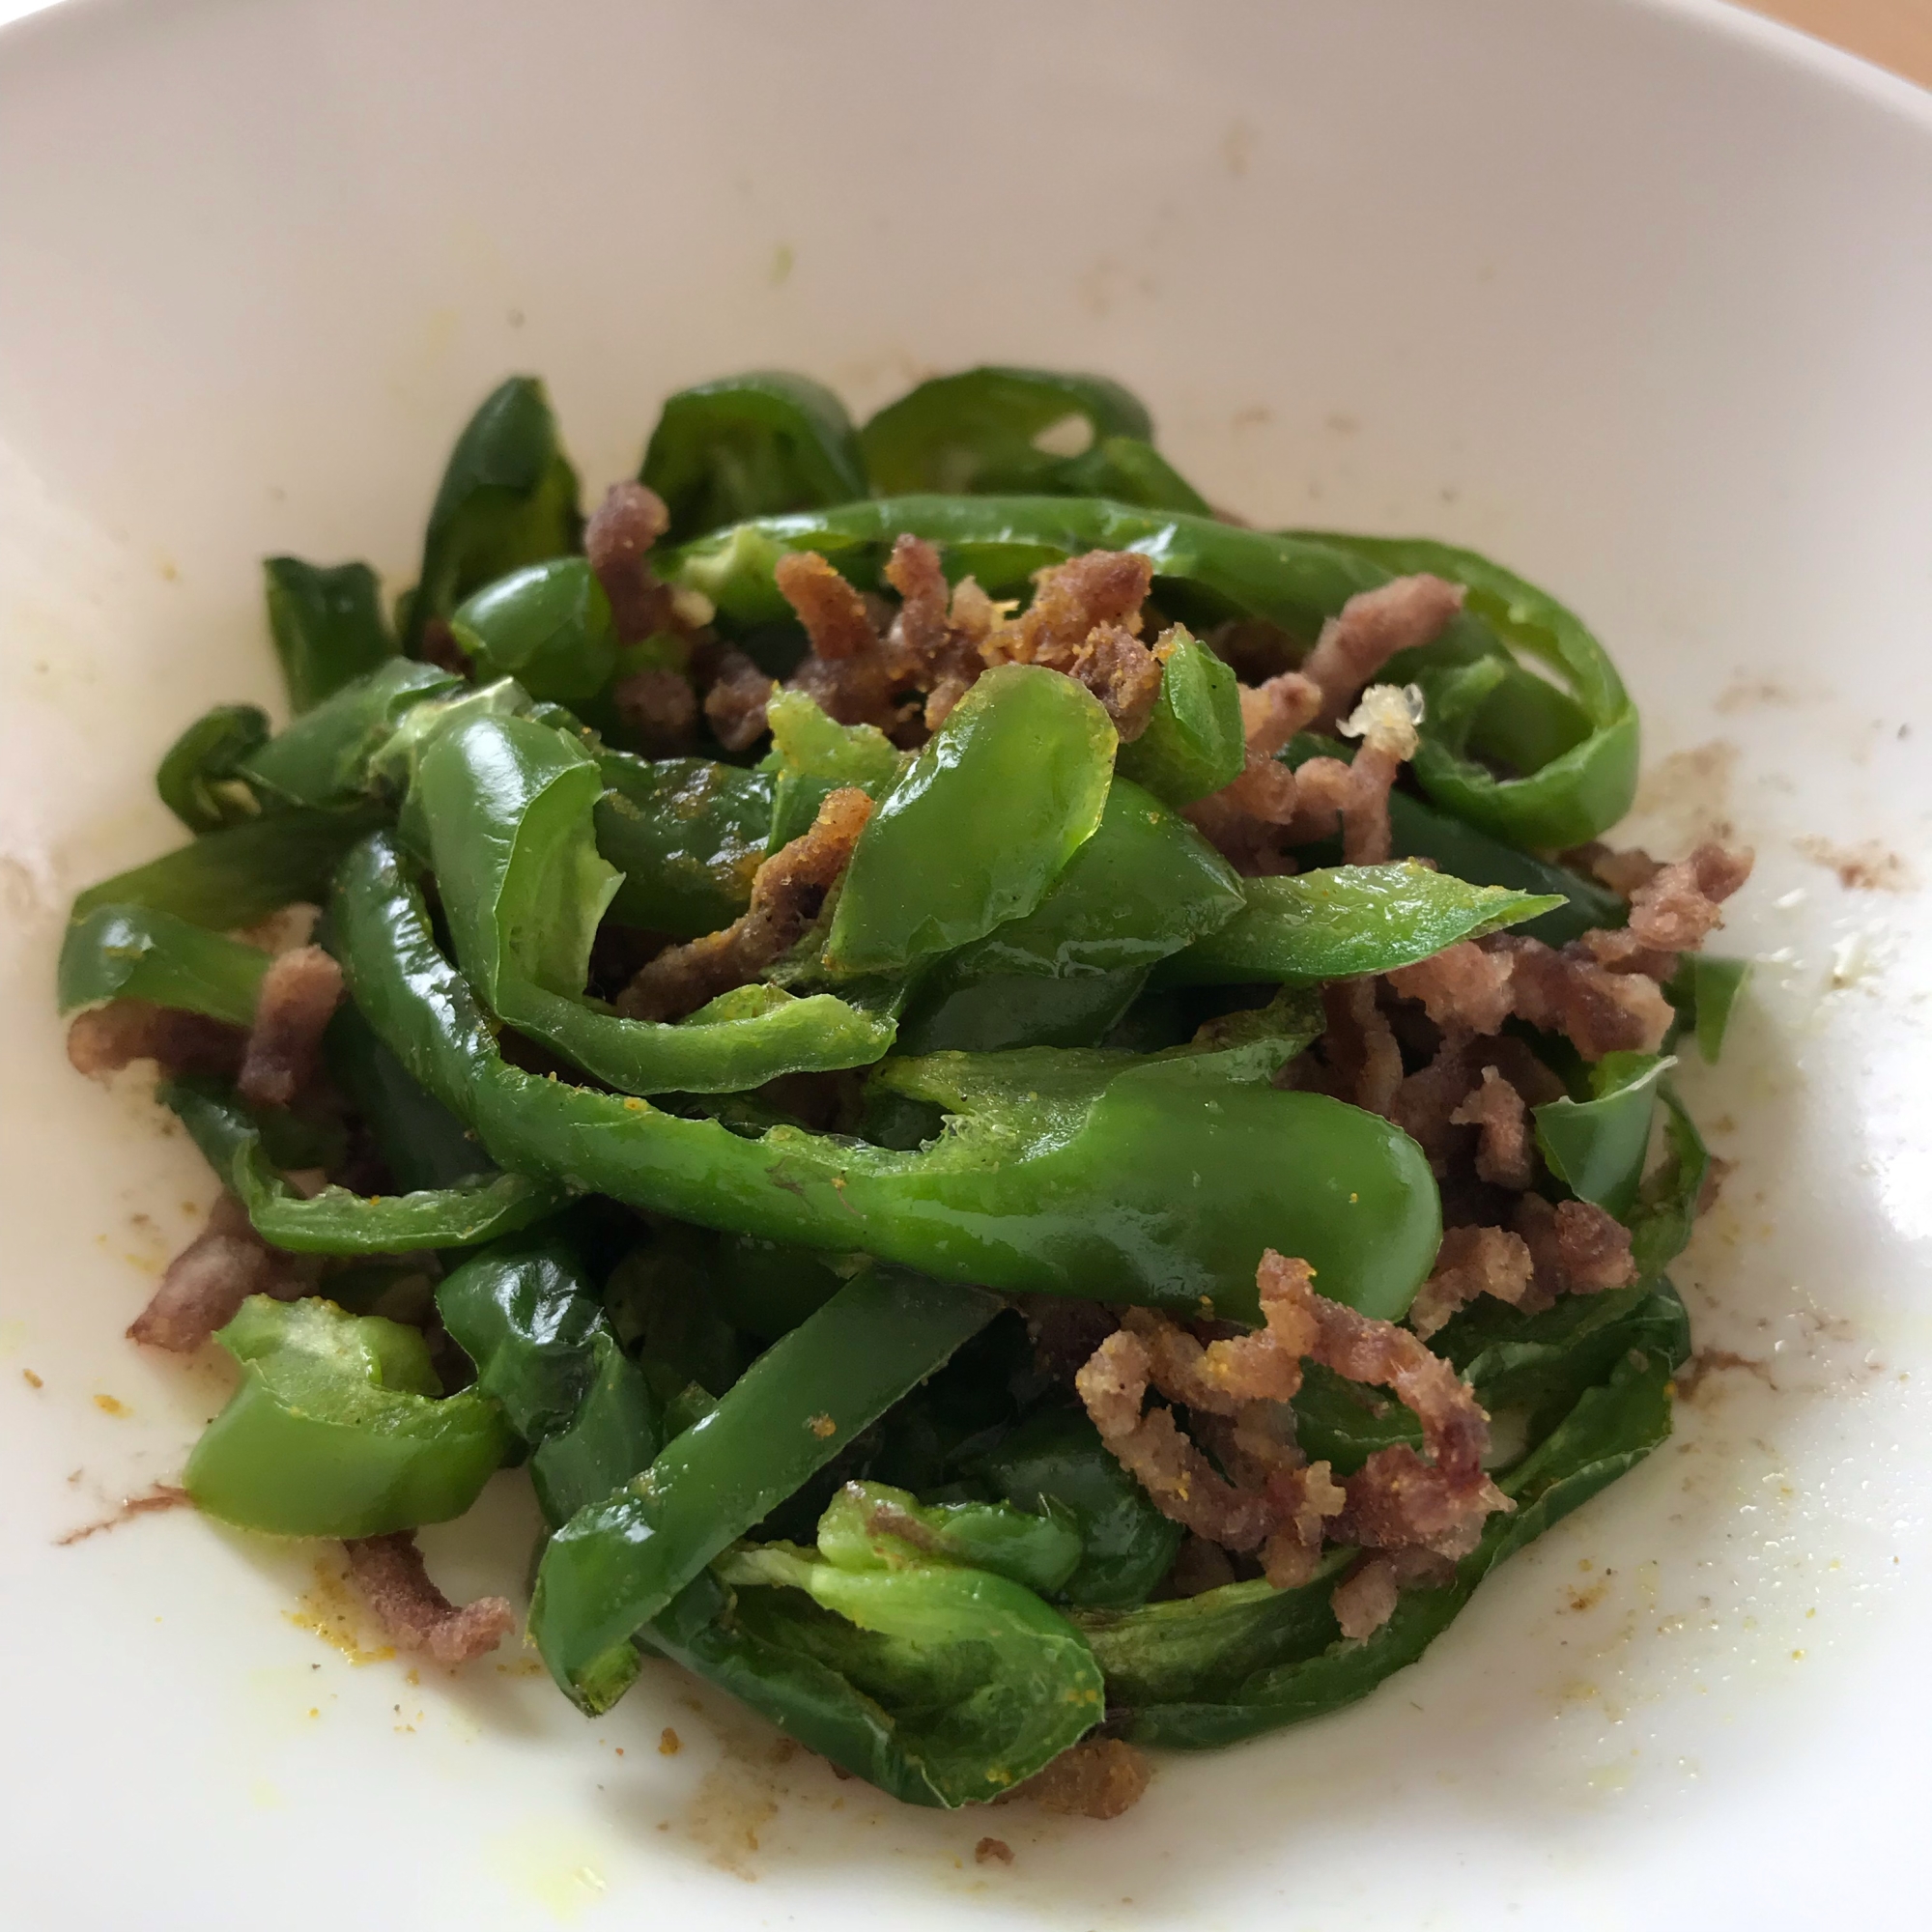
<box><xmin>58</xmin><ymin>368</ymin><xmax>1750</xmax><ymax>1818</ymax></box>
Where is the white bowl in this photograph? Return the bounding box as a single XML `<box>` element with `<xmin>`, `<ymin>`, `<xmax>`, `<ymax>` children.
<box><xmin>4</xmin><ymin>1</ymin><xmax>1930</xmax><ymax>1925</ymax></box>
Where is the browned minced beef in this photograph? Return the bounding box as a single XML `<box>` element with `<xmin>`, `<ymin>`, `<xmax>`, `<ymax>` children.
<box><xmin>1450</xmin><ymin>1065</ymin><xmax>1533</xmax><ymax>1188</ymax></box>
<box><xmin>584</xmin><ymin>480</ymin><xmax>677</xmax><ymax>642</ymax></box>
<box><xmin>981</xmin><ymin>549</ymin><xmax>1153</xmax><ymax>671</ymax></box>
<box><xmin>777</xmin><ymin>550</ymin><xmax>917</xmax><ymax>735</ymax></box>
<box><xmin>616</xmin><ymin>785</ymin><xmax>873</xmax><ymax>1021</ymax></box>
<box><xmin>1299</xmin><ymin>573</ymin><xmax>1465</xmax><ymax>733</ymax></box>
<box><xmin>1406</xmin><ymin>1224</ymin><xmax>1537</xmax><ymax>1341</ymax></box>
<box><xmin>882</xmin><ymin>533</ymin><xmax>992</xmax><ymax>731</ymax></box>
<box><xmin>1389</xmin><ymin>935</ymin><xmax>1674</xmax><ymax>1062</ymax></box>
<box><xmin>128</xmin><ymin>1194</ymin><xmax>318</xmax><ymax>1352</ymax></box>
<box><xmin>700</xmin><ymin>649</ymin><xmax>778</xmax><ymax>753</ymax></box>
<box><xmin>1066</xmin><ymin>622</ymin><xmax>1163</xmax><ymax>739</ymax></box>
<box><xmin>341</xmin><ymin>1531</ymin><xmax>515</xmax><ymax>1666</ymax></box>
<box><xmin>1582</xmin><ymin>840</ymin><xmax>1755</xmax><ymax>974</ymax></box>
<box><xmin>1078</xmin><ymin>1251</ymin><xmax>1510</xmax><ymax>1608</ymax></box>
<box><xmin>1005</xmin><ymin>1740</ymin><xmax>1151</xmax><ymax>1820</ymax></box>
<box><xmin>1183</xmin><ymin>671</ymin><xmax>1320</xmax><ymax>867</ymax></box>
<box><xmin>1286</xmin><ymin>682</ymin><xmax>1422</xmax><ymax>866</ymax></box>
<box><xmin>237</xmin><ymin>945</ymin><xmax>343</xmax><ymax>1109</ymax></box>
<box><xmin>1512</xmin><ymin>1194</ymin><xmax>1637</xmax><ymax>1308</ymax></box>
<box><xmin>613</xmin><ymin>666</ymin><xmax>700</xmax><ymax>754</ymax></box>
<box><xmin>1319</xmin><ymin>979</ymin><xmax>1403</xmax><ymax>1117</ymax></box>
<box><xmin>67</xmin><ymin>1000</ymin><xmax>243</xmax><ymax>1082</ymax></box>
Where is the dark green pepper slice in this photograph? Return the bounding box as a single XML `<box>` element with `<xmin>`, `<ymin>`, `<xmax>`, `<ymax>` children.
<box><xmin>264</xmin><ymin>557</ymin><xmax>397</xmax><ymax>714</ymax></box>
<box><xmin>641</xmin><ymin>371</ymin><xmax>867</xmax><ymax>545</ymax></box>
<box><xmin>185</xmin><ymin>1295</ymin><xmax>511</xmax><ymax>1538</ymax></box>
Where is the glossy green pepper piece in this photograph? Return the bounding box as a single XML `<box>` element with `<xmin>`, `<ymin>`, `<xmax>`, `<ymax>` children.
<box><xmin>185</xmin><ymin>1295</ymin><xmax>512</xmax><ymax>1538</ymax></box>
<box><xmin>240</xmin><ymin>659</ymin><xmax>461</xmax><ymax>810</ymax></box>
<box><xmin>156</xmin><ymin>703</ymin><xmax>270</xmax><ymax>833</ymax></box>
<box><xmin>335</xmin><ymin>834</ymin><xmax>1441</xmax><ymax>1321</ymax></box>
<box><xmin>58</xmin><ymin>904</ymin><xmax>269</xmax><ymax>1025</ymax></box>
<box><xmin>1115</xmin><ymin>626</ymin><xmax>1244</xmax><ymax>806</ymax></box>
<box><xmin>435</xmin><ymin>1238</ymin><xmax>661</xmax><ymax>1527</ymax></box>
<box><xmin>1629</xmin><ymin>1087</ymin><xmax>1711</xmax><ymax>1278</ymax></box>
<box><xmin>641</xmin><ymin>371</ymin><xmax>867</xmax><ymax>545</ymax></box>
<box><xmin>594</xmin><ymin>752</ymin><xmax>772</xmax><ymax>937</ymax></box>
<box><xmin>896</xmin><ymin>775</ymin><xmax>1243</xmax><ymax>1053</ymax></box>
<box><xmin>403</xmin><ymin>377</ymin><xmax>581</xmax><ymax>652</ymax></box>
<box><xmin>419</xmin><ymin>712</ymin><xmax>895</xmax><ymax>1092</ymax></box>
<box><xmin>264</xmin><ymin>557</ymin><xmax>398</xmax><ymax>714</ymax></box>
<box><xmin>447</xmin><ymin>557</ymin><xmax>618</xmax><ymax>704</ymax></box>
<box><xmin>1533</xmin><ymin>1050</ymin><xmax>1673</xmax><ymax>1220</ymax></box>
<box><xmin>1384</xmin><ymin>789</ymin><xmax>1624</xmax><ymax>946</ymax></box>
<box><xmin>763</xmin><ymin>689</ymin><xmax>904</xmax><ymax>854</ymax></box>
<box><xmin>816</xmin><ymin>1479</ymin><xmax>1083</xmax><ymax>1596</ymax></box>
<box><xmin>1160</xmin><ymin>862</ymin><xmax>1563</xmax><ymax>987</ymax></box>
<box><xmin>974</xmin><ymin>1406</ymin><xmax>1182</xmax><ymax>1608</ymax></box>
<box><xmin>825</xmin><ymin>664</ymin><xmax>1117</xmax><ymax>976</ymax></box>
<box><xmin>530</xmin><ymin>1266</ymin><xmax>1001</xmax><ymax>1710</ymax></box>
<box><xmin>859</xmin><ymin>364</ymin><xmax>1208</xmax><ymax>513</ymax></box>
<box><xmin>323</xmin><ymin>1000</ymin><xmax>488</xmax><ymax>1193</ymax></box>
<box><xmin>71</xmin><ymin>804</ymin><xmax>387</xmax><ymax>931</ymax></box>
<box><xmin>162</xmin><ymin>1074</ymin><xmax>566</xmax><ymax>1254</ymax></box>
<box><xmin>1666</xmin><ymin>954</ymin><xmax>1749</xmax><ymax>1064</ymax></box>
<box><xmin>715</xmin><ymin>1530</ymin><xmax>1105</xmax><ymax>1804</ymax></box>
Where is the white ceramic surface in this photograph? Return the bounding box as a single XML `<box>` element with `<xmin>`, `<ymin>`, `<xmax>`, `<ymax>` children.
<box><xmin>3</xmin><ymin>1</ymin><xmax>1930</xmax><ymax>1926</ymax></box>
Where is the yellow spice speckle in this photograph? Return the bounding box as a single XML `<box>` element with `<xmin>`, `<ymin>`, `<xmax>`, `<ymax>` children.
<box><xmin>94</xmin><ymin>1394</ymin><xmax>130</xmax><ymax>1417</ymax></box>
<box><xmin>660</xmin><ymin>1726</ymin><xmax>682</xmax><ymax>1756</ymax></box>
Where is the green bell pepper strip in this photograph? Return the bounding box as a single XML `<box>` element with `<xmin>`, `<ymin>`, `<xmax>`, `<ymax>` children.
<box><xmin>156</xmin><ymin>703</ymin><xmax>270</xmax><ymax>833</ymax></box>
<box><xmin>419</xmin><ymin>712</ymin><xmax>895</xmax><ymax>1092</ymax></box>
<box><xmin>1667</xmin><ymin>954</ymin><xmax>1749</xmax><ymax>1065</ymax></box>
<box><xmin>238</xmin><ymin>660</ymin><xmax>461</xmax><ymax>810</ymax></box>
<box><xmin>715</xmin><ymin>1535</ymin><xmax>1105</xmax><ymax>1804</ymax></box>
<box><xmin>859</xmin><ymin>365</ymin><xmax>1208</xmax><ymax>512</ymax></box>
<box><xmin>602</xmin><ymin>1236</ymin><xmax>748</xmax><ymax>1405</ymax></box>
<box><xmin>1114</xmin><ymin>627</ymin><xmax>1244</xmax><ymax>806</ymax></box>
<box><xmin>447</xmin><ymin>557</ymin><xmax>619</xmax><ymax>704</ymax></box>
<box><xmin>161</xmin><ymin>1074</ymin><xmax>567</xmax><ymax>1254</ymax></box>
<box><xmin>1158</xmin><ymin>862</ymin><xmax>1564</xmax><ymax>987</ymax></box>
<box><xmin>185</xmin><ymin>1294</ymin><xmax>511</xmax><ymax>1538</ymax></box>
<box><xmin>403</xmin><ymin>376</ymin><xmax>581</xmax><ymax>653</ymax></box>
<box><xmin>665</xmin><ymin>497</ymin><xmax>1631</xmax><ymax>846</ymax></box>
<box><xmin>763</xmin><ymin>690</ymin><xmax>905</xmax><ymax>855</ymax></box>
<box><xmin>322</xmin><ymin>1000</ymin><xmax>490</xmax><ymax>1193</ymax></box>
<box><xmin>1533</xmin><ymin>1050</ymin><xmax>1673</xmax><ymax>1221</ymax></box>
<box><xmin>435</xmin><ymin>1238</ymin><xmax>661</xmax><ymax>1528</ymax></box>
<box><xmin>712</xmin><ymin>1234</ymin><xmax>846</xmax><ymax>1342</ymax></box>
<box><xmin>973</xmin><ymin>1406</ymin><xmax>1182</xmax><ymax>1609</ymax></box>
<box><xmin>333</xmin><ymin>833</ymin><xmax>1441</xmax><ymax>1321</ymax></box>
<box><xmin>825</xmin><ymin>664</ymin><xmax>1118</xmax><ymax>976</ymax></box>
<box><xmin>593</xmin><ymin>752</ymin><xmax>772</xmax><ymax>937</ymax></box>
<box><xmin>265</xmin><ymin>557</ymin><xmax>398</xmax><ymax>714</ymax></box>
<box><xmin>71</xmin><ymin>804</ymin><xmax>387</xmax><ymax>930</ymax></box>
<box><xmin>895</xmin><ymin>775</ymin><xmax>1243</xmax><ymax>1054</ymax></box>
<box><xmin>1293</xmin><ymin>529</ymin><xmax>1641</xmax><ymax>849</ymax></box>
<box><xmin>815</xmin><ymin>1479</ymin><xmax>1084</xmax><ymax>1596</ymax></box>
<box><xmin>1107</xmin><ymin>1349</ymin><xmax>1678</xmax><ymax>1748</ymax></box>
<box><xmin>641</xmin><ymin>371</ymin><xmax>868</xmax><ymax>546</ymax></box>
<box><xmin>57</xmin><ymin>904</ymin><xmax>268</xmax><ymax>1025</ymax></box>
<box><xmin>1385</xmin><ymin>789</ymin><xmax>1624</xmax><ymax>946</ymax></box>
<box><xmin>529</xmin><ymin>1266</ymin><xmax>1002</xmax><ymax>1711</ymax></box>
<box><xmin>1629</xmin><ymin>1086</ymin><xmax>1712</xmax><ymax>1279</ymax></box>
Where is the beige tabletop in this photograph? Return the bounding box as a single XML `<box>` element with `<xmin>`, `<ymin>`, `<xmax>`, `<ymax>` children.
<box><xmin>1751</xmin><ymin>0</ymin><xmax>1932</xmax><ymax>82</ymax></box>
